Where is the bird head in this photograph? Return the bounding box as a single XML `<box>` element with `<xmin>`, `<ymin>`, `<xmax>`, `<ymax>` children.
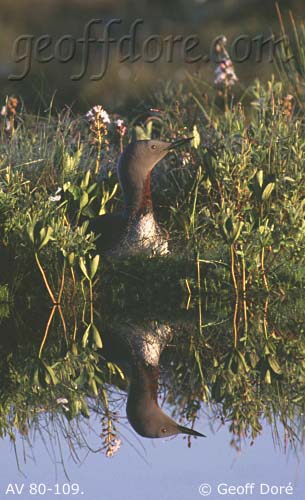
<box><xmin>154</xmin><ymin>412</ymin><xmax>206</xmax><ymax>439</ymax></box>
<box><xmin>127</xmin><ymin>400</ymin><xmax>205</xmax><ymax>439</ymax></box>
<box><xmin>119</xmin><ymin>137</ymin><xmax>193</xmax><ymax>175</ymax></box>
<box><xmin>118</xmin><ymin>138</ymin><xmax>193</xmax><ymax>213</ymax></box>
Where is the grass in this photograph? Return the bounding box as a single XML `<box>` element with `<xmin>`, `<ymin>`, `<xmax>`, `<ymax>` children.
<box><xmin>0</xmin><ymin>76</ymin><xmax>304</xmax><ymax>303</ymax></box>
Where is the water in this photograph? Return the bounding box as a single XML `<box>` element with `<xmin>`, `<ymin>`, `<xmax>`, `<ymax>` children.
<box><xmin>1</xmin><ymin>416</ymin><xmax>304</xmax><ymax>500</ymax></box>
<box><xmin>0</xmin><ymin>287</ymin><xmax>304</xmax><ymax>499</ymax></box>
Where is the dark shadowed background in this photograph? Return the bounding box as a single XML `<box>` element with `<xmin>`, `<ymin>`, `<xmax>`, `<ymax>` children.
<box><xmin>0</xmin><ymin>0</ymin><xmax>304</xmax><ymax>113</ymax></box>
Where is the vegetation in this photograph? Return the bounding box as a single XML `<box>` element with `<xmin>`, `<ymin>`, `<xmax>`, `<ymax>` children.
<box><xmin>0</xmin><ymin>15</ymin><xmax>304</xmax><ymax>468</ymax></box>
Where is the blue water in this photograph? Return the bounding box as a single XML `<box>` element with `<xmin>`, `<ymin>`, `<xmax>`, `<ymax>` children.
<box><xmin>1</xmin><ymin>415</ymin><xmax>304</xmax><ymax>500</ymax></box>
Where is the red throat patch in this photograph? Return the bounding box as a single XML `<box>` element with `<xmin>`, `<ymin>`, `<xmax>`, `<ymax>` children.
<box><xmin>140</xmin><ymin>172</ymin><xmax>153</xmax><ymax>209</ymax></box>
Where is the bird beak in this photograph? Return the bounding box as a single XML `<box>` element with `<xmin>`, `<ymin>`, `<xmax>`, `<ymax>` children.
<box><xmin>177</xmin><ymin>424</ymin><xmax>206</xmax><ymax>437</ymax></box>
<box><xmin>167</xmin><ymin>136</ymin><xmax>194</xmax><ymax>150</ymax></box>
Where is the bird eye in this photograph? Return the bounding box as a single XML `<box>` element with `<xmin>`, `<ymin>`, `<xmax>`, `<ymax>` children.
<box><xmin>161</xmin><ymin>427</ymin><xmax>167</xmax><ymax>433</ymax></box>
<box><xmin>151</xmin><ymin>144</ymin><xmax>157</xmax><ymax>150</ymax></box>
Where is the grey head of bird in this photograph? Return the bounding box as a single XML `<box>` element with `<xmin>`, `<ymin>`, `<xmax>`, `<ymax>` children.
<box><xmin>118</xmin><ymin>137</ymin><xmax>192</xmax><ymax>214</ymax></box>
<box><xmin>127</xmin><ymin>398</ymin><xmax>205</xmax><ymax>439</ymax></box>
<box><xmin>126</xmin><ymin>350</ymin><xmax>205</xmax><ymax>439</ymax></box>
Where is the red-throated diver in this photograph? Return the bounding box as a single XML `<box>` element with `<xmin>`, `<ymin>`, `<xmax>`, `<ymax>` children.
<box><xmin>88</xmin><ymin>137</ymin><xmax>192</xmax><ymax>257</ymax></box>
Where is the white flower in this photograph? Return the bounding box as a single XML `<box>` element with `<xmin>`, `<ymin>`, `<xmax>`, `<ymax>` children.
<box><xmin>49</xmin><ymin>187</ymin><xmax>62</xmax><ymax>202</ymax></box>
<box><xmin>56</xmin><ymin>397</ymin><xmax>68</xmax><ymax>405</ymax></box>
<box><xmin>182</xmin><ymin>152</ymin><xmax>191</xmax><ymax>166</ymax></box>
<box><xmin>56</xmin><ymin>397</ymin><xmax>69</xmax><ymax>412</ymax></box>
<box><xmin>115</xmin><ymin>119</ymin><xmax>124</xmax><ymax>128</ymax></box>
<box><xmin>106</xmin><ymin>438</ymin><xmax>121</xmax><ymax>457</ymax></box>
<box><xmin>86</xmin><ymin>105</ymin><xmax>110</xmax><ymax>124</ymax></box>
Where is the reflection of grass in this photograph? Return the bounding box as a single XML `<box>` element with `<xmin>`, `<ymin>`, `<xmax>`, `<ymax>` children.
<box><xmin>162</xmin><ymin>293</ymin><xmax>305</xmax><ymax>452</ymax></box>
<box><xmin>0</xmin><ymin>291</ymin><xmax>304</xmax><ymax>468</ymax></box>
<box><xmin>0</xmin><ymin>284</ymin><xmax>10</xmax><ymax>319</ymax></box>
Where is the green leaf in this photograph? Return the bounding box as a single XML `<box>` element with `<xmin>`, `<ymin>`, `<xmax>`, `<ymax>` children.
<box><xmin>191</xmin><ymin>125</ymin><xmax>201</xmax><ymax>149</ymax></box>
<box><xmin>135</xmin><ymin>121</ymin><xmax>152</xmax><ymax>140</ymax></box>
<box><xmin>265</xmin><ymin>369</ymin><xmax>271</xmax><ymax>384</ymax></box>
<box><xmin>256</xmin><ymin>169</ymin><xmax>264</xmax><ymax>188</ymax></box>
<box><xmin>79</xmin><ymin>257</ymin><xmax>90</xmax><ymax>280</ymax></box>
<box><xmin>223</xmin><ymin>215</ymin><xmax>233</xmax><ymax>241</ymax></box>
<box><xmin>66</xmin><ymin>185</ymin><xmax>81</xmax><ymax>200</ymax></box>
<box><xmin>81</xmin><ymin>170</ymin><xmax>91</xmax><ymax>190</ymax></box>
<box><xmin>146</xmin><ymin>121</ymin><xmax>153</xmax><ymax>138</ymax></box>
<box><xmin>79</xmin><ymin>191</ymin><xmax>89</xmax><ymax>210</ymax></box>
<box><xmin>63</xmin><ymin>146</ymin><xmax>82</xmax><ymax>173</ymax></box>
<box><xmin>79</xmin><ymin>220</ymin><xmax>89</xmax><ymax>235</ymax></box>
<box><xmin>41</xmin><ymin>360</ymin><xmax>58</xmax><ymax>385</ymax></box>
<box><xmin>90</xmin><ymin>254</ymin><xmax>100</xmax><ymax>279</ymax></box>
<box><xmin>262</xmin><ymin>182</ymin><xmax>275</xmax><ymax>201</ymax></box>
<box><xmin>89</xmin><ymin>377</ymin><xmax>98</xmax><ymax>396</ymax></box>
<box><xmin>82</xmin><ymin>324</ymin><xmax>91</xmax><ymax>347</ymax></box>
<box><xmin>80</xmin><ymin>399</ymin><xmax>90</xmax><ymax>418</ymax></box>
<box><xmin>268</xmin><ymin>355</ymin><xmax>282</xmax><ymax>375</ymax></box>
<box><xmin>87</xmin><ymin>183</ymin><xmax>97</xmax><ymax>194</ymax></box>
<box><xmin>92</xmin><ymin>324</ymin><xmax>103</xmax><ymax>348</ymax></box>
<box><xmin>232</xmin><ymin>221</ymin><xmax>244</xmax><ymax>243</ymax></box>
<box><xmin>135</xmin><ymin>125</ymin><xmax>146</xmax><ymax>140</ymax></box>
<box><xmin>236</xmin><ymin>350</ymin><xmax>250</xmax><ymax>372</ymax></box>
<box><xmin>68</xmin><ymin>252</ymin><xmax>75</xmax><ymax>266</ymax></box>
<box><xmin>71</xmin><ymin>341</ymin><xmax>78</xmax><ymax>356</ymax></box>
<box><xmin>75</xmin><ymin>369</ymin><xmax>87</xmax><ymax>386</ymax></box>
<box><xmin>249</xmin><ymin>351</ymin><xmax>260</xmax><ymax>368</ymax></box>
<box><xmin>26</xmin><ymin>220</ymin><xmax>35</xmax><ymax>244</ymax></box>
<box><xmin>71</xmin><ymin>399</ymin><xmax>80</xmax><ymax>418</ymax></box>
<box><xmin>109</xmin><ymin>362</ymin><xmax>125</xmax><ymax>380</ymax></box>
<box><xmin>33</xmin><ymin>368</ymin><xmax>40</xmax><ymax>387</ymax></box>
<box><xmin>264</xmin><ymin>344</ymin><xmax>270</xmax><ymax>355</ymax></box>
<box><xmin>38</xmin><ymin>226</ymin><xmax>53</xmax><ymax>250</ymax></box>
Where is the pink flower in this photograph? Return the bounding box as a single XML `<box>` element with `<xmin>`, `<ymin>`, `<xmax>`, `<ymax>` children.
<box><xmin>214</xmin><ymin>57</ymin><xmax>238</xmax><ymax>88</ymax></box>
<box><xmin>115</xmin><ymin>118</ymin><xmax>127</xmax><ymax>137</ymax></box>
<box><xmin>105</xmin><ymin>438</ymin><xmax>121</xmax><ymax>457</ymax></box>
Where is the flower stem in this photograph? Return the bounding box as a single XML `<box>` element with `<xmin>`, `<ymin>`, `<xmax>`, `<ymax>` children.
<box><xmin>39</xmin><ymin>306</ymin><xmax>56</xmax><ymax>358</ymax></box>
<box><xmin>35</xmin><ymin>253</ymin><xmax>57</xmax><ymax>304</ymax></box>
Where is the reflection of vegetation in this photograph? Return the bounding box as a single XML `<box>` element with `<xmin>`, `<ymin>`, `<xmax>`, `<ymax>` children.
<box><xmin>0</xmin><ymin>13</ymin><xmax>305</xmax><ymax>468</ymax></box>
<box><xmin>0</xmin><ymin>284</ymin><xmax>10</xmax><ymax>319</ymax></box>
<box><xmin>163</xmin><ymin>294</ymin><xmax>305</xmax><ymax>451</ymax></box>
<box><xmin>0</xmin><ymin>290</ymin><xmax>304</xmax><ymax>465</ymax></box>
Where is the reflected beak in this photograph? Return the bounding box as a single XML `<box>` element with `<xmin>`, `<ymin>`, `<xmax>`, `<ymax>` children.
<box><xmin>177</xmin><ymin>424</ymin><xmax>206</xmax><ymax>437</ymax></box>
<box><xmin>167</xmin><ymin>136</ymin><xmax>194</xmax><ymax>150</ymax></box>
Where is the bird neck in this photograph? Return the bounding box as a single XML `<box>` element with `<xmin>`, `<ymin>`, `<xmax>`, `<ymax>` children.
<box><xmin>122</xmin><ymin>172</ymin><xmax>153</xmax><ymax>217</ymax></box>
<box><xmin>128</xmin><ymin>363</ymin><xmax>159</xmax><ymax>406</ymax></box>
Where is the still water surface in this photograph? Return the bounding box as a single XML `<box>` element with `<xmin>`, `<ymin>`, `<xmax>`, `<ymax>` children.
<box><xmin>1</xmin><ymin>289</ymin><xmax>304</xmax><ymax>499</ymax></box>
<box><xmin>1</xmin><ymin>416</ymin><xmax>304</xmax><ymax>500</ymax></box>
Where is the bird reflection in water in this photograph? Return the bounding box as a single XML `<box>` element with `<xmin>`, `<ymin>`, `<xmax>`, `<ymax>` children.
<box><xmin>101</xmin><ymin>320</ymin><xmax>205</xmax><ymax>439</ymax></box>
